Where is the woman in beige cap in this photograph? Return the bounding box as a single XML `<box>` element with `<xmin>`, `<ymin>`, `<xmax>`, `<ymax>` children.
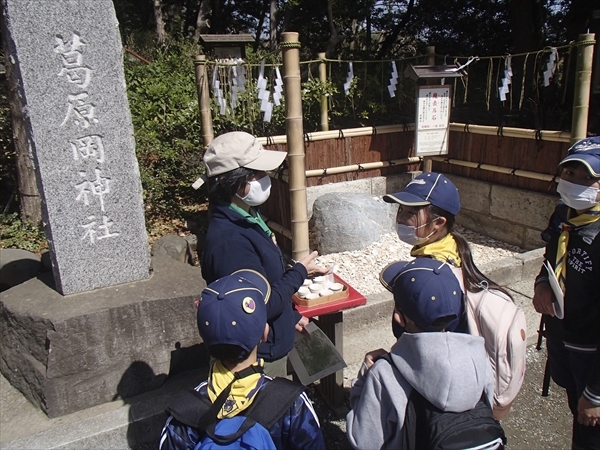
<box><xmin>198</xmin><ymin>131</ymin><xmax>330</xmax><ymax>377</ymax></box>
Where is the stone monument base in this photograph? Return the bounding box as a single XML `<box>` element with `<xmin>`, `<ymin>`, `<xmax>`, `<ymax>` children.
<box><xmin>0</xmin><ymin>255</ymin><xmax>206</xmax><ymax>418</ymax></box>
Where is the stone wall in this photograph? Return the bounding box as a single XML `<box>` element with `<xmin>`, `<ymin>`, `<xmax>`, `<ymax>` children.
<box><xmin>307</xmin><ymin>172</ymin><xmax>558</xmax><ymax>250</ymax></box>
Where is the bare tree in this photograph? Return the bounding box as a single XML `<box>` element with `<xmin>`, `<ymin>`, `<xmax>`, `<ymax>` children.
<box><xmin>152</xmin><ymin>0</ymin><xmax>166</xmax><ymax>45</ymax></box>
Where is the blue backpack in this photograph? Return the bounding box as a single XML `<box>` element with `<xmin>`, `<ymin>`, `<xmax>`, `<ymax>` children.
<box><xmin>166</xmin><ymin>367</ymin><xmax>304</xmax><ymax>450</ymax></box>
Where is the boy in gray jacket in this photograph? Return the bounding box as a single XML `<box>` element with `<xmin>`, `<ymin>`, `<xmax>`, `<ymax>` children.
<box><xmin>346</xmin><ymin>258</ymin><xmax>497</xmax><ymax>449</ymax></box>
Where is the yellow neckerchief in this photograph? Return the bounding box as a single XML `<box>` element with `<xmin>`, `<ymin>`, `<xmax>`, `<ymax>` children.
<box><xmin>410</xmin><ymin>232</ymin><xmax>462</xmax><ymax>267</ymax></box>
<box><xmin>207</xmin><ymin>359</ymin><xmax>265</xmax><ymax>419</ymax></box>
<box><xmin>555</xmin><ymin>204</ymin><xmax>600</xmax><ymax>292</ymax></box>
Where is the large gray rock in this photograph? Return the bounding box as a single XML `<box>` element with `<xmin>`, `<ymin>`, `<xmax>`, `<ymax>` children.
<box><xmin>312</xmin><ymin>192</ymin><xmax>396</xmax><ymax>254</ymax></box>
<box><xmin>2</xmin><ymin>0</ymin><xmax>150</xmax><ymax>295</ymax></box>
<box><xmin>0</xmin><ymin>255</ymin><xmax>206</xmax><ymax>418</ymax></box>
<box><xmin>0</xmin><ymin>249</ymin><xmax>41</xmax><ymax>291</ymax></box>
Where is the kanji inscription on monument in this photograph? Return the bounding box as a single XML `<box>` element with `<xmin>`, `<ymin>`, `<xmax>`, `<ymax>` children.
<box><xmin>2</xmin><ymin>0</ymin><xmax>150</xmax><ymax>294</ymax></box>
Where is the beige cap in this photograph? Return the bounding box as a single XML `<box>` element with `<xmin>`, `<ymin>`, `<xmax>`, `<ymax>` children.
<box><xmin>203</xmin><ymin>131</ymin><xmax>287</xmax><ymax>177</ymax></box>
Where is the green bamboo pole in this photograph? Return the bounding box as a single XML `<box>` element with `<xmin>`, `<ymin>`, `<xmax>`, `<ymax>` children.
<box><xmin>570</xmin><ymin>33</ymin><xmax>595</xmax><ymax>145</ymax></box>
<box><xmin>281</xmin><ymin>32</ymin><xmax>310</xmax><ymax>261</ymax></box>
<box><xmin>194</xmin><ymin>54</ymin><xmax>214</xmax><ymax>147</ymax></box>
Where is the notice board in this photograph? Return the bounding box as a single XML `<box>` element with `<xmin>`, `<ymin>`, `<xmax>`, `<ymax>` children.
<box><xmin>415</xmin><ymin>85</ymin><xmax>451</xmax><ymax>156</ymax></box>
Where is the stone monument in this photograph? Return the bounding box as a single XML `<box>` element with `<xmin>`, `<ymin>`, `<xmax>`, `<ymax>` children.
<box><xmin>0</xmin><ymin>0</ymin><xmax>207</xmax><ymax>420</ymax></box>
<box><xmin>2</xmin><ymin>0</ymin><xmax>150</xmax><ymax>295</ymax></box>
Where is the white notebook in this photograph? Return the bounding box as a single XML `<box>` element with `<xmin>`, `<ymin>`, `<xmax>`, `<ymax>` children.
<box><xmin>543</xmin><ymin>260</ymin><xmax>564</xmax><ymax>319</ymax></box>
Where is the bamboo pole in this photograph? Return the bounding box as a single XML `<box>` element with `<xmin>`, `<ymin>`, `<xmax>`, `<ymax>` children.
<box><xmin>570</xmin><ymin>33</ymin><xmax>595</xmax><ymax>145</ymax></box>
<box><xmin>422</xmin><ymin>46</ymin><xmax>436</xmax><ymax>172</ymax></box>
<box><xmin>429</xmin><ymin>156</ymin><xmax>560</xmax><ymax>183</ymax></box>
<box><xmin>274</xmin><ymin>156</ymin><xmax>422</xmax><ymax>183</ymax></box>
<box><xmin>257</xmin><ymin>123</ymin><xmax>570</xmax><ymax>147</ymax></box>
<box><xmin>281</xmin><ymin>32</ymin><xmax>310</xmax><ymax>260</ymax></box>
<box><xmin>194</xmin><ymin>54</ymin><xmax>214</xmax><ymax>147</ymax></box>
<box><xmin>318</xmin><ymin>52</ymin><xmax>329</xmax><ymax>131</ymax></box>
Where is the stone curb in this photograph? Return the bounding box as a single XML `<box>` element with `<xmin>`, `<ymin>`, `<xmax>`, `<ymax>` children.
<box><xmin>0</xmin><ymin>368</ymin><xmax>207</xmax><ymax>450</ymax></box>
<box><xmin>343</xmin><ymin>248</ymin><xmax>545</xmax><ymax>333</ymax></box>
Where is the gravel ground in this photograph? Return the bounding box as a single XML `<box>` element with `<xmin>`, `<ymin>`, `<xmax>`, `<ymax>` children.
<box><xmin>305</xmin><ymin>226</ymin><xmax>530</xmax><ymax>449</ymax></box>
<box><xmin>313</xmin><ymin>225</ymin><xmax>525</xmax><ymax>296</ymax></box>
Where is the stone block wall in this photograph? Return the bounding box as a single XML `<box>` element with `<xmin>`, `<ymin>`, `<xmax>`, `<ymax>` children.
<box><xmin>307</xmin><ymin>172</ymin><xmax>558</xmax><ymax>250</ymax></box>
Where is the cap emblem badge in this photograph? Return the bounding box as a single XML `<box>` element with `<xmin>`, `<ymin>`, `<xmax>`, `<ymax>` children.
<box><xmin>242</xmin><ymin>297</ymin><xmax>256</xmax><ymax>314</ymax></box>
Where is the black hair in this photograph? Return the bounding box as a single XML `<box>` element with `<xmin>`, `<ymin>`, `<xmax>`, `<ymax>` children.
<box><xmin>207</xmin><ymin>167</ymin><xmax>256</xmax><ymax>203</ymax></box>
<box><xmin>424</xmin><ymin>204</ymin><xmax>514</xmax><ymax>299</ymax></box>
<box><xmin>208</xmin><ymin>344</ymin><xmax>250</xmax><ymax>364</ymax></box>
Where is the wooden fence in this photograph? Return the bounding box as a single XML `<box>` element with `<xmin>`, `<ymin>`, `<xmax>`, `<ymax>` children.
<box><xmin>260</xmin><ymin>124</ymin><xmax>571</xmax><ymax>254</ymax></box>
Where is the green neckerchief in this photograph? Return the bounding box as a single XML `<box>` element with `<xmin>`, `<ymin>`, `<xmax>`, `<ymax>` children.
<box><xmin>227</xmin><ymin>202</ymin><xmax>274</xmax><ymax>238</ymax></box>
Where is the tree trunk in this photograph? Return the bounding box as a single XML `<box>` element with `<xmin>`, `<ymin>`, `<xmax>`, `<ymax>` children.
<box><xmin>270</xmin><ymin>0</ymin><xmax>277</xmax><ymax>51</ymax></box>
<box><xmin>2</xmin><ymin>46</ymin><xmax>42</xmax><ymax>226</ymax></box>
<box><xmin>325</xmin><ymin>0</ymin><xmax>344</xmax><ymax>58</ymax></box>
<box><xmin>194</xmin><ymin>0</ymin><xmax>212</xmax><ymax>43</ymax></box>
<box><xmin>152</xmin><ymin>0</ymin><xmax>166</xmax><ymax>46</ymax></box>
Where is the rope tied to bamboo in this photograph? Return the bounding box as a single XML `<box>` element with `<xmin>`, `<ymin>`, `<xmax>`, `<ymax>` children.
<box><xmin>280</xmin><ymin>41</ymin><xmax>301</xmax><ymax>49</ymax></box>
<box><xmin>338</xmin><ymin>129</ymin><xmax>345</xmax><ymax>139</ymax></box>
<box><xmin>464</xmin><ymin>123</ymin><xmax>471</xmax><ymax>133</ymax></box>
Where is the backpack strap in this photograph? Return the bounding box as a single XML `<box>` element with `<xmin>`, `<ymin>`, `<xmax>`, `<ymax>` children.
<box><xmin>245</xmin><ymin>378</ymin><xmax>306</xmax><ymax>429</ymax></box>
<box><xmin>165</xmin><ymin>364</ymin><xmax>263</xmax><ymax>431</ymax></box>
<box><xmin>204</xmin><ymin>377</ymin><xmax>305</xmax><ymax>443</ymax></box>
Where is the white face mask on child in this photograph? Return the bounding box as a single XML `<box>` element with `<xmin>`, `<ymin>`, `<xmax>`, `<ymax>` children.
<box><xmin>556</xmin><ymin>179</ymin><xmax>600</xmax><ymax>210</ymax></box>
<box><xmin>396</xmin><ymin>222</ymin><xmax>436</xmax><ymax>246</ymax></box>
<box><xmin>236</xmin><ymin>175</ymin><xmax>272</xmax><ymax>206</ymax></box>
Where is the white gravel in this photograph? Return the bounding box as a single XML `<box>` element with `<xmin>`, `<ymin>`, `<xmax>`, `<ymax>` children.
<box><xmin>314</xmin><ymin>225</ymin><xmax>524</xmax><ymax>296</ymax></box>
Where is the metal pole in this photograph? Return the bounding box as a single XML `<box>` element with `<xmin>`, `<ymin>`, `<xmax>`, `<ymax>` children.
<box><xmin>194</xmin><ymin>54</ymin><xmax>214</xmax><ymax>147</ymax></box>
<box><xmin>570</xmin><ymin>33</ymin><xmax>595</xmax><ymax>145</ymax></box>
<box><xmin>318</xmin><ymin>52</ymin><xmax>329</xmax><ymax>131</ymax></box>
<box><xmin>281</xmin><ymin>32</ymin><xmax>310</xmax><ymax>261</ymax></box>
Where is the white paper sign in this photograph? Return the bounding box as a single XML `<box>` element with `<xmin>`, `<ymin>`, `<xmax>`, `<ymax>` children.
<box><xmin>414</xmin><ymin>85</ymin><xmax>451</xmax><ymax>156</ymax></box>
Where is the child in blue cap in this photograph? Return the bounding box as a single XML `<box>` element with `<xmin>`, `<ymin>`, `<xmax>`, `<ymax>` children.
<box><xmin>532</xmin><ymin>136</ymin><xmax>600</xmax><ymax>448</ymax></box>
<box><xmin>159</xmin><ymin>269</ymin><xmax>325</xmax><ymax>450</ymax></box>
<box><xmin>347</xmin><ymin>258</ymin><xmax>502</xmax><ymax>449</ymax></box>
<box><xmin>382</xmin><ymin>172</ymin><xmax>527</xmax><ymax>419</ymax></box>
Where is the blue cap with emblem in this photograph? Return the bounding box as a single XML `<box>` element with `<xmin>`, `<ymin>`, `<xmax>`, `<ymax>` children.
<box><xmin>380</xmin><ymin>258</ymin><xmax>463</xmax><ymax>332</ymax></box>
<box><xmin>197</xmin><ymin>269</ymin><xmax>270</xmax><ymax>353</ymax></box>
<box><xmin>383</xmin><ymin>172</ymin><xmax>461</xmax><ymax>216</ymax></box>
<box><xmin>559</xmin><ymin>136</ymin><xmax>600</xmax><ymax>177</ymax></box>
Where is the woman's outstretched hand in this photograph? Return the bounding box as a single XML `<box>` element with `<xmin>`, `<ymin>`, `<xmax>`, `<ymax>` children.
<box><xmin>298</xmin><ymin>250</ymin><xmax>333</xmax><ymax>277</ymax></box>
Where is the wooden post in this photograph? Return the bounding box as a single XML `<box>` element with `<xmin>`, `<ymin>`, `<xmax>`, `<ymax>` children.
<box><xmin>570</xmin><ymin>33</ymin><xmax>595</xmax><ymax>145</ymax></box>
<box><xmin>281</xmin><ymin>32</ymin><xmax>310</xmax><ymax>261</ymax></box>
<box><xmin>423</xmin><ymin>45</ymin><xmax>436</xmax><ymax>172</ymax></box>
<box><xmin>318</xmin><ymin>52</ymin><xmax>329</xmax><ymax>131</ymax></box>
<box><xmin>194</xmin><ymin>54</ymin><xmax>214</xmax><ymax>147</ymax></box>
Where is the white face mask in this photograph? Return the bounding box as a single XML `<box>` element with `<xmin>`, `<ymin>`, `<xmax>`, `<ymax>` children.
<box><xmin>556</xmin><ymin>179</ymin><xmax>600</xmax><ymax>210</ymax></box>
<box><xmin>236</xmin><ymin>175</ymin><xmax>271</xmax><ymax>206</ymax></box>
<box><xmin>396</xmin><ymin>222</ymin><xmax>436</xmax><ymax>246</ymax></box>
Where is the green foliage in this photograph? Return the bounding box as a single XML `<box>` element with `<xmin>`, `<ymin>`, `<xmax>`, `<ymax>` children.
<box><xmin>0</xmin><ymin>213</ymin><xmax>47</xmax><ymax>253</ymax></box>
<box><xmin>124</xmin><ymin>41</ymin><xmax>203</xmax><ymax>223</ymax></box>
<box><xmin>0</xmin><ymin>69</ymin><xmax>17</xmax><ymax>213</ymax></box>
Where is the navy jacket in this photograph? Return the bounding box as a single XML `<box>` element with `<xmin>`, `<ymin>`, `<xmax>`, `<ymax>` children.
<box><xmin>536</xmin><ymin>203</ymin><xmax>600</xmax><ymax>406</ymax></box>
<box><xmin>159</xmin><ymin>375</ymin><xmax>325</xmax><ymax>450</ymax></box>
<box><xmin>201</xmin><ymin>201</ymin><xmax>306</xmax><ymax>362</ymax></box>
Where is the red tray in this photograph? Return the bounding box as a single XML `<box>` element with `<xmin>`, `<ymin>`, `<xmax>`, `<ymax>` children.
<box><xmin>294</xmin><ymin>274</ymin><xmax>366</xmax><ymax>318</ymax></box>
